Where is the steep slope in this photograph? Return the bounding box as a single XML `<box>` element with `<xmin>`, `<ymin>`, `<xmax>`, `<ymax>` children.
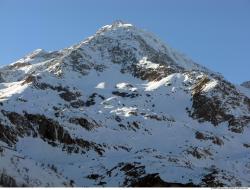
<box><xmin>0</xmin><ymin>21</ymin><xmax>250</xmax><ymax>187</ymax></box>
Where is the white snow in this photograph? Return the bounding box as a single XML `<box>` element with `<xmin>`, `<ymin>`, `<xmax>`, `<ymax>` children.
<box><xmin>202</xmin><ymin>80</ymin><xmax>218</xmax><ymax>92</ymax></box>
<box><xmin>95</xmin><ymin>82</ymin><xmax>106</xmax><ymax>89</ymax></box>
<box><xmin>138</xmin><ymin>57</ymin><xmax>160</xmax><ymax>69</ymax></box>
<box><xmin>110</xmin><ymin>107</ymin><xmax>137</xmax><ymax>117</ymax></box>
<box><xmin>0</xmin><ymin>81</ymin><xmax>28</xmax><ymax>101</ymax></box>
<box><xmin>115</xmin><ymin>82</ymin><xmax>137</xmax><ymax>91</ymax></box>
<box><xmin>145</xmin><ymin>73</ymin><xmax>184</xmax><ymax>91</ymax></box>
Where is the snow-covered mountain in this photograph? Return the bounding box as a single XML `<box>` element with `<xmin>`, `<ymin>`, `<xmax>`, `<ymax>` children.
<box><xmin>0</xmin><ymin>21</ymin><xmax>250</xmax><ymax>187</ymax></box>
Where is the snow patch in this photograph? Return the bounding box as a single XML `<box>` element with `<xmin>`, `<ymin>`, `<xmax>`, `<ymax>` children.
<box><xmin>0</xmin><ymin>81</ymin><xmax>28</xmax><ymax>100</ymax></box>
<box><xmin>116</xmin><ymin>82</ymin><xmax>137</xmax><ymax>91</ymax></box>
<box><xmin>145</xmin><ymin>73</ymin><xmax>184</xmax><ymax>91</ymax></box>
<box><xmin>110</xmin><ymin>107</ymin><xmax>137</xmax><ymax>117</ymax></box>
<box><xmin>95</xmin><ymin>82</ymin><xmax>106</xmax><ymax>89</ymax></box>
<box><xmin>202</xmin><ymin>80</ymin><xmax>218</xmax><ymax>92</ymax></box>
<box><xmin>138</xmin><ymin>57</ymin><xmax>160</xmax><ymax>69</ymax></box>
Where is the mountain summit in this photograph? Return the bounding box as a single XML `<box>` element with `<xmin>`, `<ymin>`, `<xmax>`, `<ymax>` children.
<box><xmin>0</xmin><ymin>22</ymin><xmax>249</xmax><ymax>187</ymax></box>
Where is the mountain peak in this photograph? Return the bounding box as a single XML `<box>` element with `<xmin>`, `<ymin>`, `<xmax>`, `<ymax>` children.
<box><xmin>78</xmin><ymin>22</ymin><xmax>214</xmax><ymax>73</ymax></box>
<box><xmin>96</xmin><ymin>20</ymin><xmax>134</xmax><ymax>35</ymax></box>
<box><xmin>111</xmin><ymin>20</ymin><xmax>133</xmax><ymax>27</ymax></box>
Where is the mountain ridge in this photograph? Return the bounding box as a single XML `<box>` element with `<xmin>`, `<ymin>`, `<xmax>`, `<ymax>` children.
<box><xmin>241</xmin><ymin>81</ymin><xmax>250</xmax><ymax>89</ymax></box>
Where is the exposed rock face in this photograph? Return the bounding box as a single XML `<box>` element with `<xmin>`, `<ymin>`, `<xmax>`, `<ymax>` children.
<box><xmin>0</xmin><ymin>122</ymin><xmax>18</xmax><ymax>145</ymax></box>
<box><xmin>190</xmin><ymin>76</ymin><xmax>250</xmax><ymax>133</ymax></box>
<box><xmin>1</xmin><ymin>110</ymin><xmax>104</xmax><ymax>156</ymax></box>
<box><xmin>69</xmin><ymin>117</ymin><xmax>99</xmax><ymax>131</ymax></box>
<box><xmin>0</xmin><ymin>172</ymin><xmax>18</xmax><ymax>187</ymax></box>
<box><xmin>0</xmin><ymin>21</ymin><xmax>249</xmax><ymax>187</ymax></box>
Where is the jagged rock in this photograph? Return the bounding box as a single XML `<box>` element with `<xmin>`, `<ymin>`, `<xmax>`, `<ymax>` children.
<box><xmin>195</xmin><ymin>131</ymin><xmax>224</xmax><ymax>146</ymax></box>
<box><xmin>0</xmin><ymin>122</ymin><xmax>17</xmax><ymax>145</ymax></box>
<box><xmin>85</xmin><ymin>93</ymin><xmax>105</xmax><ymax>107</ymax></box>
<box><xmin>8</xmin><ymin>62</ymin><xmax>31</xmax><ymax>70</ymax></box>
<box><xmin>0</xmin><ymin>171</ymin><xmax>18</xmax><ymax>187</ymax></box>
<box><xmin>69</xmin><ymin>117</ymin><xmax>98</xmax><ymax>131</ymax></box>
<box><xmin>112</xmin><ymin>91</ymin><xmax>138</xmax><ymax>98</ymax></box>
<box><xmin>186</xmin><ymin>146</ymin><xmax>212</xmax><ymax>159</ymax></box>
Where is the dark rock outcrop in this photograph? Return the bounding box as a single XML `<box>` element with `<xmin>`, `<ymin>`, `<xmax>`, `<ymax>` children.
<box><xmin>130</xmin><ymin>173</ymin><xmax>197</xmax><ymax>187</ymax></box>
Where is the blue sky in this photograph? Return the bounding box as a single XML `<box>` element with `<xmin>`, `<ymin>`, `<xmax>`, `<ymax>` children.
<box><xmin>0</xmin><ymin>0</ymin><xmax>249</xmax><ymax>84</ymax></box>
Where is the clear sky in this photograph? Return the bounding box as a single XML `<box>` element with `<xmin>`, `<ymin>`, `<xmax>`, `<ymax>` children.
<box><xmin>0</xmin><ymin>0</ymin><xmax>249</xmax><ymax>84</ymax></box>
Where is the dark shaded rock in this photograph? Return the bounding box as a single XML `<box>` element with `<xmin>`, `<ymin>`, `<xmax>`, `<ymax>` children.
<box><xmin>25</xmin><ymin>113</ymin><xmax>104</xmax><ymax>155</ymax></box>
<box><xmin>144</xmin><ymin>114</ymin><xmax>175</xmax><ymax>122</ymax></box>
<box><xmin>1</xmin><ymin>110</ymin><xmax>104</xmax><ymax>155</ymax></box>
<box><xmin>75</xmin><ymin>138</ymin><xmax>104</xmax><ymax>156</ymax></box>
<box><xmin>195</xmin><ymin>131</ymin><xmax>224</xmax><ymax>146</ymax></box>
<box><xmin>132</xmin><ymin>121</ymin><xmax>139</xmax><ymax>129</ymax></box>
<box><xmin>118</xmin><ymin>123</ymin><xmax>126</xmax><ymax>129</ymax></box>
<box><xmin>191</xmin><ymin>94</ymin><xmax>226</xmax><ymax>126</ymax></box>
<box><xmin>70</xmin><ymin>100</ymin><xmax>85</xmax><ymax>108</ymax></box>
<box><xmin>85</xmin><ymin>93</ymin><xmax>105</xmax><ymax>107</ymax></box>
<box><xmin>191</xmin><ymin>93</ymin><xmax>249</xmax><ymax>133</ymax></box>
<box><xmin>97</xmin><ymin>181</ymin><xmax>107</xmax><ymax>186</ymax></box>
<box><xmin>115</xmin><ymin>116</ymin><xmax>122</xmax><ymax>122</ymax></box>
<box><xmin>130</xmin><ymin>173</ymin><xmax>197</xmax><ymax>187</ymax></box>
<box><xmin>17</xmin><ymin>97</ymin><xmax>27</xmax><ymax>102</ymax></box>
<box><xmin>68</xmin><ymin>49</ymin><xmax>107</xmax><ymax>74</ymax></box>
<box><xmin>108</xmin><ymin>46</ymin><xmax>137</xmax><ymax>65</ymax></box>
<box><xmin>243</xmin><ymin>143</ymin><xmax>250</xmax><ymax>148</ymax></box>
<box><xmin>145</xmin><ymin>114</ymin><xmax>163</xmax><ymax>121</ymax></box>
<box><xmin>190</xmin><ymin>76</ymin><xmax>250</xmax><ymax>133</ymax></box>
<box><xmin>112</xmin><ymin>91</ymin><xmax>138</xmax><ymax>98</ymax></box>
<box><xmin>22</xmin><ymin>75</ymin><xmax>37</xmax><ymax>85</ymax></box>
<box><xmin>68</xmin><ymin>50</ymin><xmax>90</xmax><ymax>75</ymax></box>
<box><xmin>228</xmin><ymin>116</ymin><xmax>250</xmax><ymax>133</ymax></box>
<box><xmin>22</xmin><ymin>75</ymin><xmax>83</xmax><ymax>104</ymax></box>
<box><xmin>8</xmin><ymin>62</ymin><xmax>31</xmax><ymax>70</ymax></box>
<box><xmin>132</xmin><ymin>64</ymin><xmax>177</xmax><ymax>82</ymax></box>
<box><xmin>21</xmin><ymin>113</ymin><xmax>103</xmax><ymax>155</ymax></box>
<box><xmin>86</xmin><ymin>174</ymin><xmax>100</xmax><ymax>180</ymax></box>
<box><xmin>201</xmin><ymin>169</ymin><xmax>224</xmax><ymax>187</ymax></box>
<box><xmin>24</xmin><ymin>113</ymin><xmax>59</xmax><ymax>141</ymax></box>
<box><xmin>0</xmin><ymin>172</ymin><xmax>18</xmax><ymax>187</ymax></box>
<box><xmin>186</xmin><ymin>147</ymin><xmax>212</xmax><ymax>159</ymax></box>
<box><xmin>0</xmin><ymin>122</ymin><xmax>17</xmax><ymax>145</ymax></box>
<box><xmin>69</xmin><ymin>117</ymin><xmax>98</xmax><ymax>131</ymax></box>
<box><xmin>120</xmin><ymin>162</ymin><xmax>146</xmax><ymax>186</ymax></box>
<box><xmin>59</xmin><ymin>91</ymin><xmax>78</xmax><ymax>102</ymax></box>
<box><xmin>195</xmin><ymin>131</ymin><xmax>205</xmax><ymax>140</ymax></box>
<box><xmin>212</xmin><ymin>136</ymin><xmax>224</xmax><ymax>146</ymax></box>
<box><xmin>2</xmin><ymin>111</ymin><xmax>35</xmax><ymax>137</ymax></box>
